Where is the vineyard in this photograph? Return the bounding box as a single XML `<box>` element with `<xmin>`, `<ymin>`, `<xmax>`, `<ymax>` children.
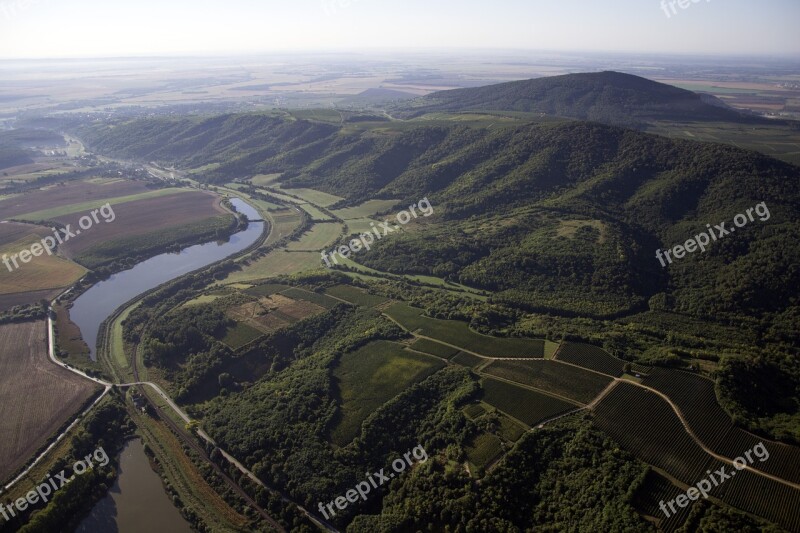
<box><xmin>592</xmin><ymin>381</ymin><xmax>713</xmax><ymax>482</ymax></box>
<box><xmin>594</xmin><ymin>382</ymin><xmax>800</xmax><ymax>532</ymax></box>
<box><xmin>482</xmin><ymin>359</ymin><xmax>612</xmax><ymax>404</ymax></box>
<box><xmin>556</xmin><ymin>342</ymin><xmax>625</xmax><ymax>376</ymax></box>
<box><xmin>480</xmin><ymin>377</ymin><xmax>577</xmax><ymax>426</ymax></box>
<box><xmin>644</xmin><ymin>368</ymin><xmax>800</xmax><ymax>484</ymax></box>
<box><xmin>384</xmin><ymin>303</ymin><xmax>549</xmax><ymax>357</ymax></box>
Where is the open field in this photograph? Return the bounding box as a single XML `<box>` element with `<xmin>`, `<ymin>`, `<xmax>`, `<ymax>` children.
<box><xmin>55</xmin><ymin>190</ymin><xmax>227</xmax><ymax>257</ymax></box>
<box><xmin>225</xmin><ymin>250</ymin><xmax>321</xmax><ymax>284</ymax></box>
<box><xmin>483</xmin><ymin>360</ymin><xmax>613</xmax><ymax>404</ymax></box>
<box><xmin>0</xmin><ymin>178</ymin><xmax>152</xmax><ymax>220</ymax></box>
<box><xmin>385</xmin><ymin>303</ymin><xmax>552</xmax><ymax>357</ymax></box>
<box><xmin>264</xmin><ymin>208</ymin><xmax>304</xmax><ymax>246</ymax></box>
<box><xmin>279</xmin><ymin>188</ymin><xmax>343</xmax><ymax>207</ymax></box>
<box><xmin>556</xmin><ymin>342</ymin><xmax>626</xmax><ymax>377</ymax></box>
<box><xmin>331</xmin><ymin>340</ymin><xmax>444</xmax><ymax>446</ymax></box>
<box><xmin>298</xmin><ymin>203</ymin><xmax>332</xmax><ymax>221</ymax></box>
<box><xmin>286</xmin><ymin>222</ymin><xmax>342</xmax><ymax>251</ymax></box>
<box><xmin>344</xmin><ymin>218</ymin><xmax>380</xmax><ymax>235</ymax></box>
<box><xmin>332</xmin><ymin>199</ymin><xmax>400</xmax><ymax>219</ymax></box>
<box><xmin>324</xmin><ymin>284</ymin><xmax>389</xmax><ymax>307</ymax></box>
<box><xmin>480</xmin><ymin>377</ymin><xmax>576</xmax><ymax>427</ymax></box>
<box><xmin>0</xmin><ymin>320</ymin><xmax>98</xmax><ymax>483</ymax></box>
<box><xmin>14</xmin><ymin>187</ymin><xmax>193</xmax><ymax>221</ymax></box>
<box><xmin>250</xmin><ymin>174</ymin><xmax>282</xmax><ymax>187</ymax></box>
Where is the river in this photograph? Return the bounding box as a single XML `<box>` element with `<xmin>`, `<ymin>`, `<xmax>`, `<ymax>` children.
<box><xmin>69</xmin><ymin>197</ymin><xmax>263</xmax><ymax>360</ymax></box>
<box><xmin>76</xmin><ymin>439</ymin><xmax>193</xmax><ymax>533</ymax></box>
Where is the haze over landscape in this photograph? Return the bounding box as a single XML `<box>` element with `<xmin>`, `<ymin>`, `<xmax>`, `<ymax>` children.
<box><xmin>0</xmin><ymin>1</ymin><xmax>799</xmax><ymax>532</ymax></box>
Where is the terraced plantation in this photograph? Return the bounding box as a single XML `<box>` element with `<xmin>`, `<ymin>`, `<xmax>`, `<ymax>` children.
<box><xmin>385</xmin><ymin>303</ymin><xmax>554</xmax><ymax>357</ymax></box>
<box><xmin>483</xmin><ymin>359</ymin><xmax>613</xmax><ymax>404</ymax></box>
<box><xmin>556</xmin><ymin>342</ymin><xmax>626</xmax><ymax>376</ymax></box>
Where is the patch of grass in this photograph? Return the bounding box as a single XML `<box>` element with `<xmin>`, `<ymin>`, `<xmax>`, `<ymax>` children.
<box><xmin>344</xmin><ymin>218</ymin><xmax>380</xmax><ymax>235</ymax></box>
<box><xmin>386</xmin><ymin>303</ymin><xmax>548</xmax><ymax>357</ymax></box>
<box><xmin>250</xmin><ymin>174</ymin><xmax>282</xmax><ymax>187</ymax></box>
<box><xmin>480</xmin><ymin>377</ymin><xmax>577</xmax><ymax>427</ymax></box>
<box><xmin>324</xmin><ymin>284</ymin><xmax>389</xmax><ymax>308</ymax></box>
<box><xmin>331</xmin><ymin>340</ymin><xmax>444</xmax><ymax>446</ymax></box>
<box><xmin>220</xmin><ymin>321</ymin><xmax>264</xmax><ymax>349</ymax></box>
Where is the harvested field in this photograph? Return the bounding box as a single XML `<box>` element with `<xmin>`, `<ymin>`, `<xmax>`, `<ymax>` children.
<box><xmin>0</xmin><ymin>178</ymin><xmax>151</xmax><ymax>219</ymax></box>
<box><xmin>264</xmin><ymin>209</ymin><xmax>304</xmax><ymax>246</ymax></box>
<box><xmin>0</xmin><ymin>321</ymin><xmax>98</xmax><ymax>483</ymax></box>
<box><xmin>280</xmin><ymin>188</ymin><xmax>343</xmax><ymax>207</ymax></box>
<box><xmin>55</xmin><ymin>190</ymin><xmax>227</xmax><ymax>256</ymax></box>
<box><xmin>0</xmin><ymin>231</ymin><xmax>87</xmax><ymax>311</ymax></box>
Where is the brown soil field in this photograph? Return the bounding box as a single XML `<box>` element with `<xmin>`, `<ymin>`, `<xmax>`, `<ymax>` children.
<box><xmin>54</xmin><ymin>190</ymin><xmax>226</xmax><ymax>256</ymax></box>
<box><xmin>0</xmin><ymin>320</ymin><xmax>98</xmax><ymax>483</ymax></box>
<box><xmin>0</xmin><ymin>289</ymin><xmax>59</xmax><ymax>313</ymax></box>
<box><xmin>227</xmin><ymin>293</ymin><xmax>325</xmax><ymax>333</ymax></box>
<box><xmin>0</xmin><ymin>233</ymin><xmax>86</xmax><ymax>299</ymax></box>
<box><xmin>0</xmin><ymin>221</ymin><xmax>52</xmax><ymax>246</ymax></box>
<box><xmin>0</xmin><ymin>178</ymin><xmax>151</xmax><ymax>219</ymax></box>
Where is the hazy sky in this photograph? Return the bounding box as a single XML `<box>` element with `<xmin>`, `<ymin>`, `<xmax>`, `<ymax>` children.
<box><xmin>0</xmin><ymin>0</ymin><xmax>798</xmax><ymax>59</ymax></box>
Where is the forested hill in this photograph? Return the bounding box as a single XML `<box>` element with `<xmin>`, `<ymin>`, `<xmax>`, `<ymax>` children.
<box><xmin>72</xmin><ymin>112</ymin><xmax>800</xmax><ymax>331</ymax></box>
<box><xmin>397</xmin><ymin>71</ymin><xmax>755</xmax><ymax>127</ymax></box>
